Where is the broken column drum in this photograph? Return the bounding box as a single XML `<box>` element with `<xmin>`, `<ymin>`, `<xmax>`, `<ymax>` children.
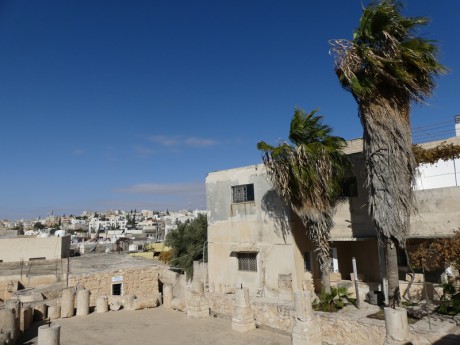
<box><xmin>0</xmin><ymin>308</ymin><xmax>16</xmax><ymax>344</ymax></box>
<box><xmin>383</xmin><ymin>307</ymin><xmax>412</xmax><ymax>345</ymax></box>
<box><xmin>38</xmin><ymin>324</ymin><xmax>61</xmax><ymax>345</ymax></box>
<box><xmin>76</xmin><ymin>289</ymin><xmax>90</xmax><ymax>316</ymax></box>
<box><xmin>60</xmin><ymin>288</ymin><xmax>75</xmax><ymax>318</ymax></box>
<box><xmin>232</xmin><ymin>287</ymin><xmax>255</xmax><ymax>333</ymax></box>
<box><xmin>163</xmin><ymin>284</ymin><xmax>173</xmax><ymax>309</ymax></box>
<box><xmin>96</xmin><ymin>296</ymin><xmax>109</xmax><ymax>313</ymax></box>
<box><xmin>47</xmin><ymin>305</ymin><xmax>61</xmax><ymax>320</ymax></box>
<box><xmin>292</xmin><ymin>291</ymin><xmax>321</xmax><ymax>345</ymax></box>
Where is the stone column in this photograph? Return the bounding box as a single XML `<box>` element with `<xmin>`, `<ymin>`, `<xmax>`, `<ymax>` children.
<box><xmin>232</xmin><ymin>287</ymin><xmax>255</xmax><ymax>333</ymax></box>
<box><xmin>76</xmin><ymin>289</ymin><xmax>90</xmax><ymax>316</ymax></box>
<box><xmin>38</xmin><ymin>324</ymin><xmax>61</xmax><ymax>345</ymax></box>
<box><xmin>163</xmin><ymin>284</ymin><xmax>173</xmax><ymax>309</ymax></box>
<box><xmin>0</xmin><ymin>308</ymin><xmax>16</xmax><ymax>344</ymax></box>
<box><xmin>384</xmin><ymin>307</ymin><xmax>412</xmax><ymax>345</ymax></box>
<box><xmin>292</xmin><ymin>291</ymin><xmax>321</xmax><ymax>345</ymax></box>
<box><xmin>60</xmin><ymin>288</ymin><xmax>75</xmax><ymax>318</ymax></box>
<box><xmin>186</xmin><ymin>263</ymin><xmax>209</xmax><ymax>318</ymax></box>
<box><xmin>96</xmin><ymin>296</ymin><xmax>109</xmax><ymax>313</ymax></box>
<box><xmin>48</xmin><ymin>305</ymin><xmax>61</xmax><ymax>320</ymax></box>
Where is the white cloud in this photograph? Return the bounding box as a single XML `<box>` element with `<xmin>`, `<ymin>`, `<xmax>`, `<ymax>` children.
<box><xmin>132</xmin><ymin>145</ymin><xmax>155</xmax><ymax>157</ymax></box>
<box><xmin>185</xmin><ymin>137</ymin><xmax>218</xmax><ymax>147</ymax></box>
<box><xmin>148</xmin><ymin>135</ymin><xmax>218</xmax><ymax>148</ymax></box>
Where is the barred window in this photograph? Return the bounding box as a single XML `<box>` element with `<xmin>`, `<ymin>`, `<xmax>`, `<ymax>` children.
<box><xmin>232</xmin><ymin>184</ymin><xmax>255</xmax><ymax>203</ymax></box>
<box><xmin>237</xmin><ymin>252</ymin><xmax>257</xmax><ymax>272</ymax></box>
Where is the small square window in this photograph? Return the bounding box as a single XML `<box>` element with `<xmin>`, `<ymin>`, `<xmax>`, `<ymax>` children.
<box><xmin>237</xmin><ymin>252</ymin><xmax>257</xmax><ymax>272</ymax></box>
<box><xmin>112</xmin><ymin>283</ymin><xmax>123</xmax><ymax>296</ymax></box>
<box><xmin>232</xmin><ymin>184</ymin><xmax>255</xmax><ymax>203</ymax></box>
<box><xmin>342</xmin><ymin>177</ymin><xmax>358</xmax><ymax>197</ymax></box>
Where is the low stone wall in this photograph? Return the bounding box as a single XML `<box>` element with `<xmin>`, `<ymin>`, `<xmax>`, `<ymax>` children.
<box><xmin>208</xmin><ymin>292</ymin><xmax>456</xmax><ymax>344</ymax></box>
<box><xmin>69</xmin><ymin>266</ymin><xmax>161</xmax><ymax>306</ymax></box>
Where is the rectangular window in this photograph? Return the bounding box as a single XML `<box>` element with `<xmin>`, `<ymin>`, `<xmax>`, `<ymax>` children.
<box><xmin>237</xmin><ymin>252</ymin><xmax>257</xmax><ymax>272</ymax></box>
<box><xmin>329</xmin><ymin>248</ymin><xmax>339</xmax><ymax>272</ymax></box>
<box><xmin>232</xmin><ymin>184</ymin><xmax>255</xmax><ymax>203</ymax></box>
<box><xmin>112</xmin><ymin>283</ymin><xmax>123</xmax><ymax>296</ymax></box>
<box><xmin>304</xmin><ymin>251</ymin><xmax>312</xmax><ymax>272</ymax></box>
<box><xmin>342</xmin><ymin>177</ymin><xmax>358</xmax><ymax>197</ymax></box>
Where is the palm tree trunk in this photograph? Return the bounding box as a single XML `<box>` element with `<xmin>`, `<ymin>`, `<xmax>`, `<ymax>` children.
<box><xmin>359</xmin><ymin>98</ymin><xmax>415</xmax><ymax>307</ymax></box>
<box><xmin>320</xmin><ymin>259</ymin><xmax>331</xmax><ymax>294</ymax></box>
<box><xmin>386</xmin><ymin>238</ymin><xmax>400</xmax><ymax>307</ymax></box>
<box><xmin>302</xmin><ymin>213</ymin><xmax>333</xmax><ymax>293</ymax></box>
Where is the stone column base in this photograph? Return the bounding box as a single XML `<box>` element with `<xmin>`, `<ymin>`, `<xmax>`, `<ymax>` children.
<box><xmin>232</xmin><ymin>306</ymin><xmax>255</xmax><ymax>333</ymax></box>
<box><xmin>292</xmin><ymin>319</ymin><xmax>322</xmax><ymax>345</ymax></box>
<box><xmin>186</xmin><ymin>293</ymin><xmax>209</xmax><ymax>318</ymax></box>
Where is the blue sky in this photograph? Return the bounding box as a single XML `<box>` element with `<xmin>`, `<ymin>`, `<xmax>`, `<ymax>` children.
<box><xmin>1</xmin><ymin>1</ymin><xmax>459</xmax><ymax>220</ymax></box>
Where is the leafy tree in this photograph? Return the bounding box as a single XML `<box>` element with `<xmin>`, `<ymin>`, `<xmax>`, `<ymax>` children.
<box><xmin>258</xmin><ymin>109</ymin><xmax>349</xmax><ymax>292</ymax></box>
<box><xmin>410</xmin><ymin>230</ymin><xmax>460</xmax><ymax>272</ymax></box>
<box><xmin>33</xmin><ymin>222</ymin><xmax>45</xmax><ymax>230</ymax></box>
<box><xmin>331</xmin><ymin>0</ymin><xmax>446</xmax><ymax>306</ymax></box>
<box><xmin>165</xmin><ymin>214</ymin><xmax>207</xmax><ymax>280</ymax></box>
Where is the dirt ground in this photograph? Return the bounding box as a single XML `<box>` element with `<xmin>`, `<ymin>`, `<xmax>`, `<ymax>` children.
<box><xmin>19</xmin><ymin>307</ymin><xmax>291</xmax><ymax>345</ymax></box>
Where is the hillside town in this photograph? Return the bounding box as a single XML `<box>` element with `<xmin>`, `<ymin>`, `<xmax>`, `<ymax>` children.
<box><xmin>2</xmin><ymin>1</ymin><xmax>460</xmax><ymax>345</ymax></box>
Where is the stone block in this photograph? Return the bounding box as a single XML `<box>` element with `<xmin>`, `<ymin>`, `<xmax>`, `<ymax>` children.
<box><xmin>292</xmin><ymin>320</ymin><xmax>322</xmax><ymax>345</ymax></box>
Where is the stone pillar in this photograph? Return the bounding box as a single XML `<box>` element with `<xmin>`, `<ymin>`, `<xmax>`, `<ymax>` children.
<box><xmin>232</xmin><ymin>287</ymin><xmax>255</xmax><ymax>333</ymax></box>
<box><xmin>123</xmin><ymin>294</ymin><xmax>136</xmax><ymax>311</ymax></box>
<box><xmin>0</xmin><ymin>308</ymin><xmax>16</xmax><ymax>344</ymax></box>
<box><xmin>38</xmin><ymin>324</ymin><xmax>61</xmax><ymax>345</ymax></box>
<box><xmin>384</xmin><ymin>307</ymin><xmax>412</xmax><ymax>345</ymax></box>
<box><xmin>76</xmin><ymin>289</ymin><xmax>90</xmax><ymax>316</ymax></box>
<box><xmin>186</xmin><ymin>266</ymin><xmax>209</xmax><ymax>318</ymax></box>
<box><xmin>33</xmin><ymin>303</ymin><xmax>47</xmax><ymax>322</ymax></box>
<box><xmin>20</xmin><ymin>304</ymin><xmax>33</xmax><ymax>332</ymax></box>
<box><xmin>48</xmin><ymin>305</ymin><xmax>61</xmax><ymax>320</ymax></box>
<box><xmin>96</xmin><ymin>296</ymin><xmax>109</xmax><ymax>313</ymax></box>
<box><xmin>163</xmin><ymin>284</ymin><xmax>173</xmax><ymax>309</ymax></box>
<box><xmin>60</xmin><ymin>288</ymin><xmax>75</xmax><ymax>318</ymax></box>
<box><xmin>292</xmin><ymin>291</ymin><xmax>321</xmax><ymax>345</ymax></box>
<box><xmin>0</xmin><ymin>331</ymin><xmax>8</xmax><ymax>345</ymax></box>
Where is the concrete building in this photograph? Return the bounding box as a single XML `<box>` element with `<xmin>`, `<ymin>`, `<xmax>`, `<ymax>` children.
<box><xmin>0</xmin><ymin>235</ymin><xmax>71</xmax><ymax>263</ymax></box>
<box><xmin>206</xmin><ymin>135</ymin><xmax>460</xmax><ymax>299</ymax></box>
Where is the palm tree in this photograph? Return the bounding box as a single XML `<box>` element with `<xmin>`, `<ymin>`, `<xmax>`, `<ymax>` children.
<box><xmin>330</xmin><ymin>0</ymin><xmax>446</xmax><ymax>306</ymax></box>
<box><xmin>257</xmin><ymin>108</ymin><xmax>349</xmax><ymax>292</ymax></box>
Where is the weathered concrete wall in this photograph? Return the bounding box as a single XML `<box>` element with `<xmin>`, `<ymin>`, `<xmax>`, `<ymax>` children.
<box><xmin>69</xmin><ymin>266</ymin><xmax>161</xmax><ymax>306</ymax></box>
<box><xmin>412</xmin><ymin>187</ymin><xmax>460</xmax><ymax>237</ymax></box>
<box><xmin>0</xmin><ymin>236</ymin><xmax>70</xmax><ymax>262</ymax></box>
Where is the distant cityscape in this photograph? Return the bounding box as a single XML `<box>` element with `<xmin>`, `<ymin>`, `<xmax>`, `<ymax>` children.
<box><xmin>0</xmin><ymin>208</ymin><xmax>207</xmax><ymax>243</ymax></box>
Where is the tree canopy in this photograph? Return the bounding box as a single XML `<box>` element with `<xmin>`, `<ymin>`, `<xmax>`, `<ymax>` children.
<box><xmin>165</xmin><ymin>213</ymin><xmax>207</xmax><ymax>280</ymax></box>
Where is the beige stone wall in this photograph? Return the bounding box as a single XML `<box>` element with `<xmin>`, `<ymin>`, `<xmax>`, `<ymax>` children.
<box><xmin>69</xmin><ymin>266</ymin><xmax>161</xmax><ymax>306</ymax></box>
<box><xmin>0</xmin><ymin>236</ymin><xmax>70</xmax><ymax>262</ymax></box>
<box><xmin>208</xmin><ymin>292</ymin><xmax>452</xmax><ymax>344</ymax></box>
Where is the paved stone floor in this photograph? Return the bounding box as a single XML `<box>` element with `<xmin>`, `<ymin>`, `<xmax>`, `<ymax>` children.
<box><xmin>19</xmin><ymin>308</ymin><xmax>291</xmax><ymax>345</ymax></box>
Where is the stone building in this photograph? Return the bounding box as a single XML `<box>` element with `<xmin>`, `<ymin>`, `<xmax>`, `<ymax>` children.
<box><xmin>206</xmin><ymin>136</ymin><xmax>460</xmax><ymax>300</ymax></box>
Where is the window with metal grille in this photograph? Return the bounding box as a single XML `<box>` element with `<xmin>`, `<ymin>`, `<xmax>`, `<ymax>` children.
<box><xmin>237</xmin><ymin>252</ymin><xmax>257</xmax><ymax>272</ymax></box>
<box><xmin>232</xmin><ymin>184</ymin><xmax>255</xmax><ymax>203</ymax></box>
